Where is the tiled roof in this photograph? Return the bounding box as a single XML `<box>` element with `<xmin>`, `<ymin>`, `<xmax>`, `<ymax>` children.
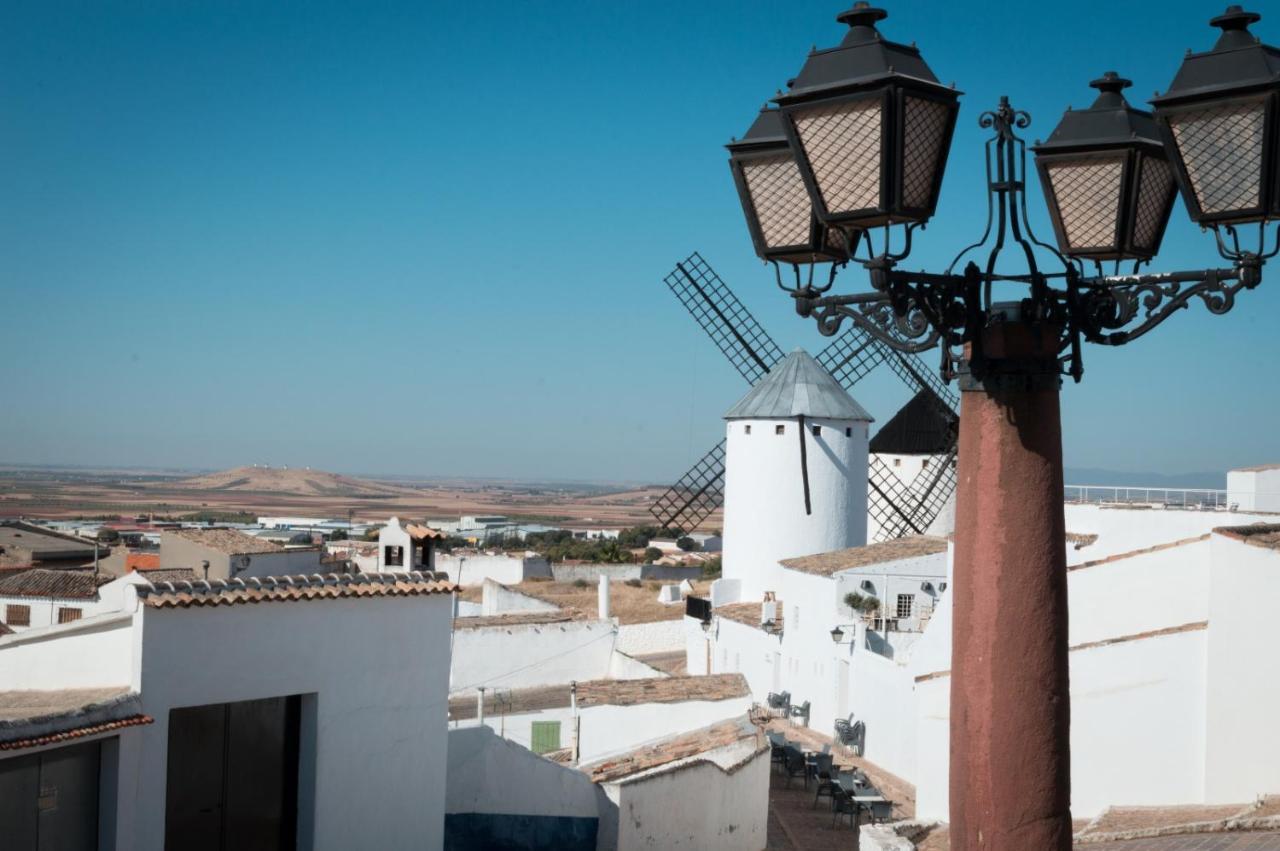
<box><xmin>581</xmin><ymin>716</ymin><xmax>765</xmax><ymax>784</ymax></box>
<box><xmin>1231</xmin><ymin>463</ymin><xmax>1280</xmax><ymax>472</ymax></box>
<box><xmin>0</xmin><ymin>688</ymin><xmax>152</xmax><ymax>750</ymax></box>
<box><xmin>167</xmin><ymin>528</ymin><xmax>285</xmax><ymax>555</ymax></box>
<box><xmin>453</xmin><ymin>610</ymin><xmax>586</xmax><ymax>630</ymax></box>
<box><xmin>780</xmin><ymin>536</ymin><xmax>948</xmax><ymax>576</ymax></box>
<box><xmin>134</xmin><ymin>571</ymin><xmax>455</xmax><ymax>608</ymax></box>
<box><xmin>135</xmin><ymin>568</ymin><xmax>197</xmax><ymax>584</ymax></box>
<box><xmin>1215</xmin><ymin>523</ymin><xmax>1280</xmax><ymax>551</ymax></box>
<box><xmin>126</xmin><ymin>552</ymin><xmax>161</xmax><ymax>571</ymax></box>
<box><xmin>576</xmin><ymin>674</ymin><xmax>749</xmax><ymax>708</ymax></box>
<box><xmin>0</xmin><ymin>569</ymin><xmax>111</xmax><ymax>600</ymax></box>
<box><xmin>449</xmin><ymin>684</ymin><xmax>571</xmax><ymax>721</ymax></box>
<box><xmin>715</xmin><ymin>600</ymin><xmax>784</xmax><ymax>630</ymax></box>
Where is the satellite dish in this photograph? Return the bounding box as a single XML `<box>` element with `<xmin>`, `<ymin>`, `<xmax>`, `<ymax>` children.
<box><xmin>233</xmin><ymin>554</ymin><xmax>251</xmax><ymax>573</ymax></box>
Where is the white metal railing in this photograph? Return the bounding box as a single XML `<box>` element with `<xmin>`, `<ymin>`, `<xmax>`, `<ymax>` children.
<box><xmin>1064</xmin><ymin>484</ymin><xmax>1231</xmax><ymax>509</ymax></box>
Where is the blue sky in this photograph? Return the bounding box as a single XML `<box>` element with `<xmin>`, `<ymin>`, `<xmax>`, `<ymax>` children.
<box><xmin>2</xmin><ymin>0</ymin><xmax>1277</xmax><ymax>483</ymax></box>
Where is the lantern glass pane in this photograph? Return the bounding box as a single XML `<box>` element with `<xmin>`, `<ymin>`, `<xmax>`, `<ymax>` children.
<box><xmin>742</xmin><ymin>155</ymin><xmax>814</xmax><ymax>249</ymax></box>
<box><xmin>792</xmin><ymin>98</ymin><xmax>882</xmax><ymax>215</ymax></box>
<box><xmin>1168</xmin><ymin>100</ymin><xmax>1266</xmax><ymax>216</ymax></box>
<box><xmin>901</xmin><ymin>97</ymin><xmax>950</xmax><ymax>209</ymax></box>
<box><xmin>1132</xmin><ymin>156</ymin><xmax>1177</xmax><ymax>251</ymax></box>
<box><xmin>1047</xmin><ymin>156</ymin><xmax>1126</xmax><ymax>250</ymax></box>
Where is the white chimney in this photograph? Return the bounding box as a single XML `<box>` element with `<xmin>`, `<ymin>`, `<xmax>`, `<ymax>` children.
<box><xmin>598</xmin><ymin>575</ymin><xmax>611</xmax><ymax>620</ymax></box>
<box><xmin>476</xmin><ymin>687</ymin><xmax>486</xmax><ymax>727</ymax></box>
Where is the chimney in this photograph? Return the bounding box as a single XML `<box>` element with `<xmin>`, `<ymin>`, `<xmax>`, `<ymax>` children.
<box><xmin>598</xmin><ymin>575</ymin><xmax>611</xmax><ymax>620</ymax></box>
<box><xmin>477</xmin><ymin>687</ymin><xmax>486</xmax><ymax>727</ymax></box>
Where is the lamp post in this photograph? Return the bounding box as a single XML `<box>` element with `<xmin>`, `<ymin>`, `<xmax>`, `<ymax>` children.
<box><xmin>725</xmin><ymin>5</ymin><xmax>1277</xmax><ymax>850</ymax></box>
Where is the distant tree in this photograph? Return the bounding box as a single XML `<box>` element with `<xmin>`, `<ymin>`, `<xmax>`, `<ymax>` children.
<box><xmin>701</xmin><ymin>556</ymin><xmax>722</xmax><ymax>579</ymax></box>
<box><xmin>643</xmin><ymin>547</ymin><xmax>663</xmax><ymax>563</ymax></box>
<box><xmin>96</xmin><ymin>529</ymin><xmax>120</xmax><ymax>544</ymax></box>
<box><xmin>676</xmin><ymin>536</ymin><xmax>700</xmax><ymax>552</ymax></box>
<box><xmin>329</xmin><ymin>529</ymin><xmax>348</xmax><ymax>541</ymax></box>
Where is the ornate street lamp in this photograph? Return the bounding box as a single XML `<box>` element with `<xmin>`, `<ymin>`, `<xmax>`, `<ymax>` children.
<box><xmin>1033</xmin><ymin>72</ymin><xmax>1179</xmax><ymax>263</ymax></box>
<box><xmin>720</xmin><ymin>6</ymin><xmax>1277</xmax><ymax>851</ymax></box>
<box><xmin>727</xmin><ymin>106</ymin><xmax>851</xmax><ymax>265</ymax></box>
<box><xmin>1151</xmin><ymin>6</ymin><xmax>1280</xmax><ymax>226</ymax></box>
<box><xmin>773</xmin><ymin>3</ymin><xmax>960</xmax><ymax>231</ymax></box>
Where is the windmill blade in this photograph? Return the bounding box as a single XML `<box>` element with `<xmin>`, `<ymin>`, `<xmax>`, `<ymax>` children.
<box><xmin>814</xmin><ymin>326</ymin><xmax>891</xmax><ymax>391</ymax></box>
<box><xmin>884</xmin><ymin>349</ymin><xmax>958</xmax><ymax>411</ymax></box>
<box><xmin>664</xmin><ymin>252</ymin><xmax>786</xmax><ymax>386</ymax></box>
<box><xmin>649</xmin><ymin>439</ymin><xmax>725</xmax><ymax>534</ymax></box>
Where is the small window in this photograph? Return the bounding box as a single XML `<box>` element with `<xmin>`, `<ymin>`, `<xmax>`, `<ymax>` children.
<box><xmin>893</xmin><ymin>458</ymin><xmax>902</xmax><ymax>467</ymax></box>
<box><xmin>744</xmin><ymin>424</ymin><xmax>751</xmax><ymax>435</ymax></box>
<box><xmin>845</xmin><ymin>427</ymin><xmax>852</xmax><ymax>437</ymax></box>
<box><xmin>530</xmin><ymin>720</ymin><xmax>561</xmax><ymax>755</ymax></box>
<box><xmin>775</xmin><ymin>424</ymin><xmax>785</xmax><ymax>436</ymax></box>
<box><xmin>6</xmin><ymin>604</ymin><xmax>31</xmax><ymax>627</ymax></box>
<box><xmin>811</xmin><ymin>425</ymin><xmax>821</xmax><ymax>437</ymax></box>
<box><xmin>896</xmin><ymin>594</ymin><xmax>915</xmax><ymax>619</ymax></box>
<box><xmin>57</xmin><ymin>607</ymin><xmax>82</xmax><ymax>624</ymax></box>
<box><xmin>922</xmin><ymin>459</ymin><xmax>930</xmax><ymax>469</ymax></box>
<box><xmin>384</xmin><ymin>545</ymin><xmax>404</xmax><ymax>567</ymax></box>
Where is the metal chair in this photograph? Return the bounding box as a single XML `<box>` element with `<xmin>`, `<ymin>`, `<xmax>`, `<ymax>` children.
<box><xmin>788</xmin><ymin>700</ymin><xmax>810</xmax><ymax>727</ymax></box>
<box><xmin>831</xmin><ymin>787</ymin><xmax>861</xmax><ymax>829</ymax></box>
<box><xmin>811</xmin><ymin>753</ymin><xmax>838</xmax><ymax>810</ymax></box>
<box><xmin>783</xmin><ymin>747</ymin><xmax>808</xmax><ymax>789</ymax></box>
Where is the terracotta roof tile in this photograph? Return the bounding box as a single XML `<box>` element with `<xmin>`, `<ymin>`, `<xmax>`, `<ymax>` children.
<box><xmin>1215</xmin><ymin>523</ymin><xmax>1280</xmax><ymax>551</ymax></box>
<box><xmin>780</xmin><ymin>536</ymin><xmax>948</xmax><ymax>576</ymax></box>
<box><xmin>0</xmin><ymin>715</ymin><xmax>152</xmax><ymax>751</ymax></box>
<box><xmin>126</xmin><ymin>553</ymin><xmax>161</xmax><ymax>571</ymax></box>
<box><xmin>716</xmin><ymin>600</ymin><xmax>784</xmax><ymax>630</ymax></box>
<box><xmin>166</xmin><ymin>528</ymin><xmax>286</xmax><ymax>555</ymax></box>
<box><xmin>576</xmin><ymin>674</ymin><xmax>749</xmax><ymax>708</ymax></box>
<box><xmin>581</xmin><ymin>716</ymin><xmax>764</xmax><ymax>784</ymax></box>
<box><xmin>0</xmin><ymin>569</ymin><xmax>111</xmax><ymax>600</ymax></box>
<box><xmin>134</xmin><ymin>571</ymin><xmax>455</xmax><ymax>608</ymax></box>
<box><xmin>453</xmin><ymin>610</ymin><xmax>586</xmax><ymax>630</ymax></box>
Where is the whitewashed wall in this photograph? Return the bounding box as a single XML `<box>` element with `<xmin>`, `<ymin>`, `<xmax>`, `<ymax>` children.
<box><xmin>1204</xmin><ymin>532</ymin><xmax>1280</xmax><ymax>803</ymax></box>
<box><xmin>722</xmin><ymin>416</ymin><xmax>869</xmax><ymax>602</ymax></box>
<box><xmin>607</xmin><ymin>651</ymin><xmax>664</xmax><ymax>680</ymax></box>
<box><xmin>0</xmin><ymin>574</ymin><xmax>139</xmax><ymax>632</ymax></box>
<box><xmin>848</xmin><ymin>646</ymin><xmax>918</xmax><ymax>781</ymax></box>
<box><xmin>601</xmin><ymin>739</ymin><xmax>770</xmax><ymax>851</ymax></box>
<box><xmin>437</xmin><ymin>554</ymin><xmax>547</xmax><ymax>587</ymax></box>
<box><xmin>446</xmin><ymin>725</ymin><xmax>598</xmax><ymax>817</ymax></box>
<box><xmin>577</xmin><ymin>698</ymin><xmax>752</xmax><ymax>764</ymax></box>
<box><xmin>451</xmin><ymin>620</ymin><xmax>615</xmax><ymax>692</ymax></box>
<box><xmin>0</xmin><ymin>612</ymin><xmax>135</xmax><ymax>689</ymax></box>
<box><xmin>1225</xmin><ymin>468</ymin><xmax>1280</xmax><ymax>512</ymax></box>
<box><xmin>480</xmin><ymin>579</ymin><xmax>559</xmax><ymax>616</ymax></box>
<box><xmin>1061</xmin><ymin>504</ymin><xmax>1273</xmax><ymax>566</ymax></box>
<box><xmin>614</xmin><ymin>619</ymin><xmax>685</xmax><ymax>655</ymax></box>
<box><xmin>119</xmin><ymin>590</ymin><xmax>454</xmax><ymax>851</ymax></box>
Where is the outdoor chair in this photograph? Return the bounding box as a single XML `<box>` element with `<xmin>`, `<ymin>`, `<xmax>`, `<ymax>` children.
<box><xmin>769</xmin><ymin>736</ymin><xmax>787</xmax><ymax>772</ymax></box>
<box><xmin>783</xmin><ymin>748</ymin><xmax>808</xmax><ymax>789</ymax></box>
<box><xmin>810</xmin><ymin>754</ymin><xmax>838</xmax><ymax>810</ymax></box>
<box><xmin>788</xmin><ymin>700</ymin><xmax>810</xmax><ymax>726</ymax></box>
<box><xmin>831</xmin><ymin>788</ymin><xmax>861</xmax><ymax>829</ymax></box>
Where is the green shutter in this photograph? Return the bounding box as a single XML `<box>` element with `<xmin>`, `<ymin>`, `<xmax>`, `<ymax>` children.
<box><xmin>530</xmin><ymin>721</ymin><xmax>561</xmax><ymax>755</ymax></box>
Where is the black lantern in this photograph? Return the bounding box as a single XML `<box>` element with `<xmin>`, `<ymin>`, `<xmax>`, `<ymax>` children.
<box><xmin>1033</xmin><ymin>72</ymin><xmax>1179</xmax><ymax>261</ymax></box>
<box><xmin>728</xmin><ymin>106</ymin><xmax>850</xmax><ymax>263</ymax></box>
<box><xmin>1151</xmin><ymin>6</ymin><xmax>1280</xmax><ymax>225</ymax></box>
<box><xmin>773</xmin><ymin>3</ymin><xmax>960</xmax><ymax>229</ymax></box>
<box><xmin>829</xmin><ymin>626</ymin><xmax>845</xmax><ymax>643</ymax></box>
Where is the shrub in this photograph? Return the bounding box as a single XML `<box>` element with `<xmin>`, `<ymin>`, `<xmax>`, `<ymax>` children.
<box><xmin>572</xmin><ymin>578</ymin><xmax>590</xmax><ymax>589</ymax></box>
<box><xmin>625</xmin><ymin>578</ymin><xmax>642</xmax><ymax>588</ymax></box>
<box><xmin>643</xmin><ymin>547</ymin><xmax>663</xmax><ymax>563</ymax></box>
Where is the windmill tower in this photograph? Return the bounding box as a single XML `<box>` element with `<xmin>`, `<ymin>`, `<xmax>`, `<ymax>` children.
<box><xmin>650</xmin><ymin>252</ymin><xmax>959</xmax><ymax>543</ymax></box>
<box><xmin>722</xmin><ymin>349</ymin><xmax>873</xmax><ymax>602</ymax></box>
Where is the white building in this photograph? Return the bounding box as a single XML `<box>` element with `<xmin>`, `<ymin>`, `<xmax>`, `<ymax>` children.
<box><xmin>721</xmin><ymin>348</ymin><xmax>873</xmax><ymax>603</ymax></box>
<box><xmin>0</xmin><ymin>571</ymin><xmax>456</xmax><ymax>849</ymax></box>
<box><xmin>160</xmin><ymin>528</ymin><xmax>324</xmax><ymax>580</ymax></box>
<box><xmin>0</xmin><ymin>570</ymin><xmax>137</xmax><ymax>633</ymax></box>
<box><xmin>1226</xmin><ymin>462</ymin><xmax>1280</xmax><ymax>512</ymax></box>
<box><xmin>376</xmin><ymin>517</ymin><xmax>444</xmax><ymax>573</ymax></box>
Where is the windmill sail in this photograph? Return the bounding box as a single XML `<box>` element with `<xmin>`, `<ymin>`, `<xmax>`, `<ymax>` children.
<box><xmin>648</xmin><ymin>440</ymin><xmax>727</xmax><ymax>536</ymax></box>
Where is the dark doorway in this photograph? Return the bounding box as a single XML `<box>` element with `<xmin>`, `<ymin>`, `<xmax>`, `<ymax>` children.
<box><xmin>0</xmin><ymin>740</ymin><xmax>102</xmax><ymax>851</ymax></box>
<box><xmin>164</xmin><ymin>695</ymin><xmax>301</xmax><ymax>851</ymax></box>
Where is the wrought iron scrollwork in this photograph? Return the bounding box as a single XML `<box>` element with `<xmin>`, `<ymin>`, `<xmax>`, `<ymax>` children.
<box><xmin>788</xmin><ymin>97</ymin><xmax>1271</xmax><ymax>384</ymax></box>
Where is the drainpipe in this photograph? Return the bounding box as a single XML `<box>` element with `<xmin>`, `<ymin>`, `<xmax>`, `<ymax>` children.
<box><xmin>597</xmin><ymin>575</ymin><xmax>610</xmax><ymax>620</ymax></box>
<box><xmin>570</xmin><ymin>681</ymin><xmax>579</xmax><ymax>764</ymax></box>
<box><xmin>476</xmin><ymin>686</ymin><xmax>485</xmax><ymax>728</ymax></box>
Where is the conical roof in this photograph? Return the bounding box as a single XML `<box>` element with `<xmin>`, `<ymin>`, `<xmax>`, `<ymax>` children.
<box><xmin>868</xmin><ymin>389</ymin><xmax>957</xmax><ymax>455</ymax></box>
<box><xmin>724</xmin><ymin>349</ymin><xmax>873</xmax><ymax>422</ymax></box>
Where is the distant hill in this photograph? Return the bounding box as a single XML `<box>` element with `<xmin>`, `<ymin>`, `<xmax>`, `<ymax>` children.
<box><xmin>171</xmin><ymin>465</ymin><xmax>409</xmax><ymax>498</ymax></box>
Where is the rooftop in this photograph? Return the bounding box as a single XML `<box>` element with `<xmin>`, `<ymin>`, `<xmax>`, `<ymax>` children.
<box><xmin>448</xmin><ymin>683</ymin><xmax>572</xmax><ymax>721</ymax></box>
<box><xmin>0</xmin><ymin>568</ymin><xmax>112</xmax><ymax>600</ymax></box>
<box><xmin>453</xmin><ymin>610</ymin><xmax>586</xmax><ymax>630</ymax></box>
<box><xmin>716</xmin><ymin>599</ymin><xmax>784</xmax><ymax>630</ymax></box>
<box><xmin>134</xmin><ymin>571</ymin><xmax>455</xmax><ymax>609</ymax></box>
<box><xmin>0</xmin><ymin>687</ymin><xmax>152</xmax><ymax>751</ymax></box>
<box><xmin>580</xmin><ymin>715</ymin><xmax>764</xmax><ymax>785</ymax></box>
<box><xmin>1231</xmin><ymin>463</ymin><xmax>1280</xmax><ymax>473</ymax></box>
<box><xmin>869</xmin><ymin>389</ymin><xmax>957</xmax><ymax>456</ymax></box>
<box><xmin>780</xmin><ymin>536</ymin><xmax>949</xmax><ymax>576</ymax></box>
<box><xmin>576</xmin><ymin>673</ymin><xmax>749</xmax><ymax>708</ymax></box>
<box><xmin>1215</xmin><ymin>523</ymin><xmax>1280</xmax><ymax>551</ymax></box>
<box><xmin>167</xmin><ymin>527</ymin><xmax>286</xmax><ymax>555</ymax></box>
<box><xmin>125</xmin><ymin>552</ymin><xmax>161</xmax><ymax>571</ymax></box>
<box><xmin>724</xmin><ymin>349</ymin><xmax>873</xmax><ymax>422</ymax></box>
<box><xmin>0</xmin><ymin>523</ymin><xmax>101</xmax><ymax>560</ymax></box>
<box><xmin>386</xmin><ymin>517</ymin><xmax>447</xmax><ymax>541</ymax></box>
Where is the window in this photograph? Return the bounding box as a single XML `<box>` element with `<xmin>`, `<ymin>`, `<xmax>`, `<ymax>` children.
<box><xmin>893</xmin><ymin>458</ymin><xmax>902</xmax><ymax>467</ymax></box>
<box><xmin>744</xmin><ymin>424</ymin><xmax>751</xmax><ymax>435</ymax></box>
<box><xmin>896</xmin><ymin>594</ymin><xmax>915</xmax><ymax>619</ymax></box>
<box><xmin>775</xmin><ymin>424</ymin><xmax>785</xmax><ymax>435</ymax></box>
<box><xmin>845</xmin><ymin>427</ymin><xmax>852</xmax><ymax>437</ymax></box>
<box><xmin>5</xmin><ymin>604</ymin><xmax>30</xmax><ymax>627</ymax></box>
<box><xmin>57</xmin><ymin>607</ymin><xmax>82</xmax><ymax>624</ymax></box>
<box><xmin>922</xmin><ymin>459</ymin><xmax>930</xmax><ymax>469</ymax></box>
<box><xmin>811</xmin><ymin>425</ymin><xmax>821</xmax><ymax>437</ymax></box>
<box><xmin>384</xmin><ymin>545</ymin><xmax>404</xmax><ymax>567</ymax></box>
<box><xmin>792</xmin><ymin>605</ymin><xmax>800</xmax><ymax>629</ymax></box>
<box><xmin>530</xmin><ymin>721</ymin><xmax>561</xmax><ymax>755</ymax></box>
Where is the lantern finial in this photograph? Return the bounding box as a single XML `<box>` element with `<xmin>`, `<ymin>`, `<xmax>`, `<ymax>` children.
<box><xmin>836</xmin><ymin>2</ymin><xmax>888</xmax><ymax>30</ymax></box>
<box><xmin>1089</xmin><ymin>72</ymin><xmax>1133</xmax><ymax>108</ymax></box>
<box><xmin>1209</xmin><ymin>6</ymin><xmax>1261</xmax><ymax>49</ymax></box>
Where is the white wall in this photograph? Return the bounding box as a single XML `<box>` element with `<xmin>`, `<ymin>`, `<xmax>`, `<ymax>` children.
<box><xmin>437</xmin><ymin>554</ymin><xmax>545</xmax><ymax>587</ymax></box>
<box><xmin>451</xmin><ymin>620</ymin><xmax>616</xmax><ymax>693</ymax></box>
<box><xmin>121</xmin><ymin>592</ymin><xmax>454</xmax><ymax>851</ymax></box>
<box><xmin>604</xmin><ymin>738</ymin><xmax>770</xmax><ymax>851</ymax></box>
<box><xmin>722</xmin><ymin>417</ymin><xmax>869</xmax><ymax>602</ymax></box>
<box><xmin>1226</xmin><ymin>468</ymin><xmax>1280</xmax><ymax>512</ymax></box>
<box><xmin>608</xmin><ymin>651</ymin><xmax>665</xmax><ymax>680</ymax></box>
<box><xmin>0</xmin><ymin>612</ymin><xmax>135</xmax><ymax>689</ymax></box>
<box><xmin>0</xmin><ymin>574</ymin><xmax>139</xmax><ymax>632</ymax></box>
<box><xmin>577</xmin><ymin>699</ymin><xmax>752</xmax><ymax>764</ymax></box>
<box><xmin>481</xmin><ymin>579</ymin><xmax>560</xmax><ymax>616</ymax></box>
<box><xmin>614</xmin><ymin>619</ymin><xmax>685</xmax><ymax>655</ymax></box>
<box><xmin>1204</xmin><ymin>532</ymin><xmax>1280</xmax><ymax>803</ymax></box>
<box><xmin>849</xmin><ymin>647</ymin><xmax>918</xmax><ymax>781</ymax></box>
<box><xmin>1061</xmin><ymin>503</ymin><xmax>1274</xmax><ymax>566</ymax></box>
<box><xmin>446</xmin><ymin>725</ymin><xmax>598</xmax><ymax>817</ymax></box>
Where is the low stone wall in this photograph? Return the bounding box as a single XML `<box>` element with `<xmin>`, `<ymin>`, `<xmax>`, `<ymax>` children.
<box><xmin>616</xmin><ymin>619</ymin><xmax>686</xmax><ymax>655</ymax></box>
<box><xmin>550</xmin><ymin>564</ymin><xmax>703</xmax><ymax>583</ymax></box>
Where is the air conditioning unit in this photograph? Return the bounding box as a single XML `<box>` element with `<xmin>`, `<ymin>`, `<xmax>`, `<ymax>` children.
<box><xmin>939</xmin><ymin>581</ymin><xmax>948</xmax><ymax>592</ymax></box>
<box><xmin>860</xmin><ymin>580</ymin><xmax>874</xmax><ymax>592</ymax></box>
<box><xmin>921</xmin><ymin>581</ymin><xmax>934</xmax><ymax>592</ymax></box>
